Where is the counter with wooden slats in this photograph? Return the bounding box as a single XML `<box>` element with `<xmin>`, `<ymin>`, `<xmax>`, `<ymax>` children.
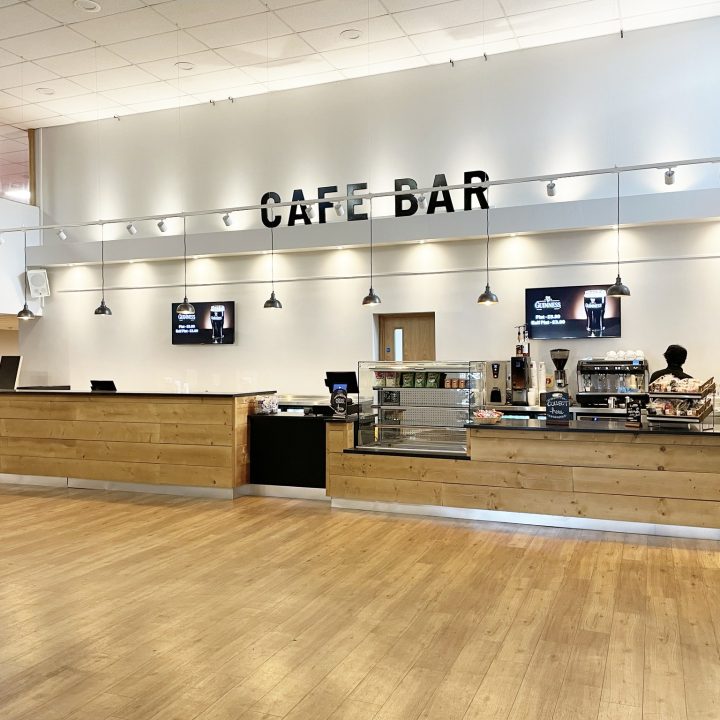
<box><xmin>0</xmin><ymin>391</ymin><xmax>271</xmax><ymax>494</ymax></box>
<box><xmin>325</xmin><ymin>422</ymin><xmax>720</xmax><ymax>529</ymax></box>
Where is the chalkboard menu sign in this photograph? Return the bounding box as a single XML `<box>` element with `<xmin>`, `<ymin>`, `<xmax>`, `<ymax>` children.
<box><xmin>381</xmin><ymin>390</ymin><xmax>401</xmax><ymax>405</ymax></box>
<box><xmin>330</xmin><ymin>387</ymin><xmax>348</xmax><ymax>417</ymax></box>
<box><xmin>546</xmin><ymin>391</ymin><xmax>571</xmax><ymax>425</ymax></box>
<box><xmin>626</xmin><ymin>398</ymin><xmax>642</xmax><ymax>428</ymax></box>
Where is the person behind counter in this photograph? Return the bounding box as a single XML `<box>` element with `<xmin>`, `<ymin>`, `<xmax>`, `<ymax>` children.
<box><xmin>649</xmin><ymin>344</ymin><xmax>692</xmax><ymax>383</ymax></box>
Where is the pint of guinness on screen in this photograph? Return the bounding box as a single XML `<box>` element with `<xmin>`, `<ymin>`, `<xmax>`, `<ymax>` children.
<box><xmin>583</xmin><ymin>289</ymin><xmax>607</xmax><ymax>337</ymax></box>
<box><xmin>210</xmin><ymin>305</ymin><xmax>225</xmax><ymax>344</ymax></box>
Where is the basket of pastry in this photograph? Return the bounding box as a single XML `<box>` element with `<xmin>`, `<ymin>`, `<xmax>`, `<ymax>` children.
<box><xmin>472</xmin><ymin>408</ymin><xmax>504</xmax><ymax>425</ymax></box>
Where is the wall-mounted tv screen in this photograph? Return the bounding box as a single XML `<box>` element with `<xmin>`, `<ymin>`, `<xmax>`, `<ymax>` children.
<box><xmin>525</xmin><ymin>285</ymin><xmax>621</xmax><ymax>340</ymax></box>
<box><xmin>172</xmin><ymin>301</ymin><xmax>235</xmax><ymax>345</ymax></box>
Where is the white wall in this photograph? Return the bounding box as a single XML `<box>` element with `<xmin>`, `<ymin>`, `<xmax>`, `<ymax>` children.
<box><xmin>18</xmin><ymin>221</ymin><xmax>720</xmax><ymax>395</ymax></box>
<box><xmin>36</xmin><ymin>17</ymin><xmax>720</xmax><ymax>245</ymax></box>
<box><xmin>18</xmin><ymin>17</ymin><xmax>720</xmax><ymax>394</ymax></box>
<box><xmin>0</xmin><ymin>197</ymin><xmax>40</xmax><ymax>315</ymax></box>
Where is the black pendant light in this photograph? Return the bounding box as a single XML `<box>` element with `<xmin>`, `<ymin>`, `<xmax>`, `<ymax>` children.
<box><xmin>362</xmin><ymin>198</ymin><xmax>381</xmax><ymax>305</ymax></box>
<box><xmin>263</xmin><ymin>209</ymin><xmax>282</xmax><ymax>309</ymax></box>
<box><xmin>17</xmin><ymin>230</ymin><xmax>35</xmax><ymax>320</ymax></box>
<box><xmin>607</xmin><ymin>172</ymin><xmax>631</xmax><ymax>298</ymax></box>
<box><xmin>477</xmin><ymin>191</ymin><xmax>499</xmax><ymax>305</ymax></box>
<box><xmin>176</xmin><ymin>216</ymin><xmax>195</xmax><ymax>314</ymax></box>
<box><xmin>94</xmin><ymin>225</ymin><xmax>112</xmax><ymax>316</ymax></box>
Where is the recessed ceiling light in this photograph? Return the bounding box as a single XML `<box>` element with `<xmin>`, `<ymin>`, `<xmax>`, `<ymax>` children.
<box><xmin>35</xmin><ymin>87</ymin><xmax>55</xmax><ymax>96</ymax></box>
<box><xmin>74</xmin><ymin>0</ymin><xmax>102</xmax><ymax>12</ymax></box>
<box><xmin>340</xmin><ymin>28</ymin><xmax>362</xmax><ymax>41</ymax></box>
<box><xmin>174</xmin><ymin>61</ymin><xmax>195</xmax><ymax>71</ymax></box>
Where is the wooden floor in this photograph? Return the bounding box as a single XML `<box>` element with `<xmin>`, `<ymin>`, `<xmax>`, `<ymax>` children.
<box><xmin>1</xmin><ymin>487</ymin><xmax>720</xmax><ymax>720</ymax></box>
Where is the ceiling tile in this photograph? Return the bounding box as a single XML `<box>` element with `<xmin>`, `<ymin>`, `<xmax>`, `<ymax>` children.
<box><xmin>381</xmin><ymin>0</ymin><xmax>451</xmax><ymax>10</ymax></box>
<box><xmin>620</xmin><ymin>0</ymin><xmax>720</xmax><ymax>15</ymax></box>
<box><xmin>622</xmin><ymin>4</ymin><xmax>720</xmax><ymax>30</ymax></box>
<box><xmin>0</xmin><ymin>89</ymin><xmax>20</xmax><ymax>108</ymax></box>
<box><xmin>0</xmin><ymin>137</ymin><xmax>25</xmax><ymax>152</ymax></box>
<box><xmin>108</xmin><ymin>30</ymin><xmax>206</xmax><ymax>64</ymax></box>
<box><xmin>0</xmin><ymin>148</ymin><xmax>30</xmax><ymax>163</ymax></box>
<box><xmin>0</xmin><ymin>26</ymin><xmax>95</xmax><ymax>60</ymax></box>
<box><xmin>0</xmin><ymin>3</ymin><xmax>59</xmax><ymax>40</ymax></box>
<box><xmin>393</xmin><ymin>0</ymin><xmax>504</xmax><ymax>35</ymax></box>
<box><xmin>410</xmin><ymin>17</ymin><xmax>515</xmax><ymax>54</ymax></box>
<box><xmin>0</xmin><ymin>125</ymin><xmax>26</xmax><ymax>138</ymax></box>
<box><xmin>118</xmin><ymin>97</ymin><xmax>198</xmax><ymax>116</ymax></box>
<box><xmin>267</xmin><ymin>69</ymin><xmax>344</xmax><ymax>91</ymax></box>
<box><xmin>215</xmin><ymin>35</ymin><xmax>315</xmax><ymax>67</ymax></box>
<box><xmin>38</xmin><ymin>92</ymin><xmax>125</xmax><ymax>114</ymax></box>
<box><xmin>5</xmin><ymin>78</ymin><xmax>89</xmax><ymax>103</ymax></box>
<box><xmin>102</xmin><ymin>81</ymin><xmax>186</xmax><ymax>104</ymax></box>
<box><xmin>422</xmin><ymin>37</ymin><xmax>520</xmax><ymax>64</ymax></box>
<box><xmin>0</xmin><ymin>103</ymin><xmax>58</xmax><ymax>123</ymax></box>
<box><xmin>71</xmin><ymin>65</ymin><xmax>160</xmax><ymax>91</ymax></box>
<box><xmin>0</xmin><ymin>47</ymin><xmax>19</xmax><ymax>68</ymax></box>
<box><xmin>275</xmin><ymin>0</ymin><xmax>387</xmax><ymax>33</ymax></box>
<box><xmin>187</xmin><ymin>13</ymin><xmax>292</xmax><ymax>48</ymax></box>
<box><xmin>23</xmin><ymin>115</ymin><xmax>75</xmax><ymax>128</ymax></box>
<box><xmin>190</xmin><ymin>83</ymin><xmax>266</xmax><ymax>102</ymax></box>
<box><xmin>264</xmin><ymin>0</ymin><xmax>319</xmax><ymax>8</ymax></box>
<box><xmin>243</xmin><ymin>54</ymin><xmax>334</xmax><ymax>82</ymax></box>
<box><xmin>300</xmin><ymin>14</ymin><xmax>405</xmax><ymax>52</ymax></box>
<box><xmin>168</xmin><ymin>68</ymin><xmax>256</xmax><ymax>93</ymax></box>
<box><xmin>70</xmin><ymin>7</ymin><xmax>176</xmax><ymax>45</ymax></box>
<box><xmin>139</xmin><ymin>50</ymin><xmax>232</xmax><ymax>81</ymax></box>
<box><xmin>28</xmin><ymin>0</ymin><xmax>144</xmax><ymax>24</ymax></box>
<box><xmin>517</xmin><ymin>19</ymin><xmax>621</xmax><ymax>48</ymax></box>
<box><xmin>323</xmin><ymin>37</ymin><xmax>419</xmax><ymax>70</ymax></box>
<box><xmin>509</xmin><ymin>0</ymin><xmax>618</xmax><ymax>36</ymax></box>
<box><xmin>0</xmin><ymin>62</ymin><xmax>58</xmax><ymax>90</ymax></box>
<box><xmin>67</xmin><ymin>106</ymin><xmax>130</xmax><ymax>122</ymax></box>
<box><xmin>340</xmin><ymin>55</ymin><xmax>428</xmax><ymax>79</ymax></box>
<box><xmin>501</xmin><ymin>0</ymin><xmax>587</xmax><ymax>15</ymax></box>
<box><xmin>35</xmin><ymin>47</ymin><xmax>129</xmax><ymax>77</ymax></box>
<box><xmin>152</xmin><ymin>0</ymin><xmax>266</xmax><ymax>28</ymax></box>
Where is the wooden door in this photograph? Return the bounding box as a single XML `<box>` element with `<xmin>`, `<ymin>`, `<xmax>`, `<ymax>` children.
<box><xmin>379</xmin><ymin>313</ymin><xmax>435</xmax><ymax>361</ymax></box>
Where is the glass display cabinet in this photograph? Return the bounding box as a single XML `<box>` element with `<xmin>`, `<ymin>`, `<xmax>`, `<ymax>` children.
<box><xmin>356</xmin><ymin>361</ymin><xmax>484</xmax><ymax>455</ymax></box>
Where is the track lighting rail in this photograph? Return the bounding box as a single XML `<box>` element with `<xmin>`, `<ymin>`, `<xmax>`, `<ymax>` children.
<box><xmin>2</xmin><ymin>155</ymin><xmax>719</xmax><ymax>236</ymax></box>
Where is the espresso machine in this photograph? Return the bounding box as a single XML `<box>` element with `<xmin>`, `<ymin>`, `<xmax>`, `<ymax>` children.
<box><xmin>550</xmin><ymin>349</ymin><xmax>570</xmax><ymax>391</ymax></box>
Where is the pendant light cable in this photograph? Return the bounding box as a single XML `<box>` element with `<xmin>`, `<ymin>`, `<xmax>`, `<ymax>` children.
<box><xmin>478</xmin><ymin>186</ymin><xmax>498</xmax><ymax>304</ymax></box>
<box><xmin>607</xmin><ymin>170</ymin><xmax>631</xmax><ymax>297</ymax></box>
<box><xmin>23</xmin><ymin>231</ymin><xmax>28</xmax><ymax>306</ymax></box>
<box><xmin>616</xmin><ymin>171</ymin><xmax>621</xmax><ymax>276</ymax></box>
<box><xmin>17</xmin><ymin>229</ymin><xmax>35</xmax><ymax>320</ymax></box>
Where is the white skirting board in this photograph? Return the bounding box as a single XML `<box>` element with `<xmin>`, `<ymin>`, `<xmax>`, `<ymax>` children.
<box><xmin>330</xmin><ymin>498</ymin><xmax>720</xmax><ymax>541</ymax></box>
<box><xmin>236</xmin><ymin>484</ymin><xmax>329</xmax><ymax>501</ymax></box>
<box><xmin>0</xmin><ymin>473</ymin><xmax>68</xmax><ymax>488</ymax></box>
<box><xmin>0</xmin><ymin>473</ymin><xmax>329</xmax><ymax>502</ymax></box>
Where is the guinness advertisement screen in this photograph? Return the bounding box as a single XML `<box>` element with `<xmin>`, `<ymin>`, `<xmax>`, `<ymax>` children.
<box><xmin>172</xmin><ymin>301</ymin><xmax>235</xmax><ymax>345</ymax></box>
<box><xmin>525</xmin><ymin>285</ymin><xmax>621</xmax><ymax>340</ymax></box>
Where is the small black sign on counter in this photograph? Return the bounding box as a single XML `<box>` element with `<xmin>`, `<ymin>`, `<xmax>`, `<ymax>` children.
<box><xmin>330</xmin><ymin>387</ymin><xmax>348</xmax><ymax>417</ymax></box>
<box><xmin>626</xmin><ymin>398</ymin><xmax>642</xmax><ymax>428</ymax></box>
<box><xmin>546</xmin><ymin>392</ymin><xmax>571</xmax><ymax>425</ymax></box>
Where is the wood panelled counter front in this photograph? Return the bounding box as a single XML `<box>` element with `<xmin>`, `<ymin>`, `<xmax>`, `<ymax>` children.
<box><xmin>326</xmin><ymin>420</ymin><xmax>720</xmax><ymax>532</ymax></box>
<box><xmin>0</xmin><ymin>391</ymin><xmax>272</xmax><ymax>496</ymax></box>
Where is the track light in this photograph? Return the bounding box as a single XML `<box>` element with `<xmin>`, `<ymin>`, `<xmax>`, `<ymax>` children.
<box><xmin>57</xmin><ymin>229</ymin><xmax>67</xmax><ymax>241</ymax></box>
<box><xmin>158</xmin><ymin>219</ymin><xmax>167</xmax><ymax>232</ymax></box>
<box><xmin>126</xmin><ymin>223</ymin><xmax>137</xmax><ymax>235</ymax></box>
<box><xmin>418</xmin><ymin>194</ymin><xmax>426</xmax><ymax>209</ymax></box>
<box><xmin>222</xmin><ymin>212</ymin><xmax>233</xmax><ymax>227</ymax></box>
<box><xmin>334</xmin><ymin>202</ymin><xmax>345</xmax><ymax>216</ymax></box>
<box><xmin>664</xmin><ymin>168</ymin><xmax>675</xmax><ymax>185</ymax></box>
<box><xmin>546</xmin><ymin>181</ymin><xmax>556</xmax><ymax>197</ymax></box>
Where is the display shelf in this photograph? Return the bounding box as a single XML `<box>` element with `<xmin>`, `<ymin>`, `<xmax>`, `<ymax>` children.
<box><xmin>648</xmin><ymin>404</ymin><xmax>713</xmax><ymax>424</ymax></box>
<box><xmin>648</xmin><ymin>388</ymin><xmax>716</xmax><ymax>400</ymax></box>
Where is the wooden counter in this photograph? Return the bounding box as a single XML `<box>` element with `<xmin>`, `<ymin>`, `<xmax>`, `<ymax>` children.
<box><xmin>0</xmin><ymin>391</ymin><xmax>272</xmax><ymax>497</ymax></box>
<box><xmin>326</xmin><ymin>420</ymin><xmax>720</xmax><ymax>533</ymax></box>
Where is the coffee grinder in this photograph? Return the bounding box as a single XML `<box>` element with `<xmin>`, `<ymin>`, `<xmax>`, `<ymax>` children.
<box><xmin>550</xmin><ymin>348</ymin><xmax>570</xmax><ymax>391</ymax></box>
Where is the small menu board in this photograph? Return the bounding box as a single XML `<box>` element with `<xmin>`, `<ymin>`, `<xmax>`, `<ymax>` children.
<box><xmin>546</xmin><ymin>392</ymin><xmax>571</xmax><ymax>425</ymax></box>
<box><xmin>626</xmin><ymin>398</ymin><xmax>642</xmax><ymax>428</ymax></box>
<box><xmin>330</xmin><ymin>387</ymin><xmax>348</xmax><ymax>417</ymax></box>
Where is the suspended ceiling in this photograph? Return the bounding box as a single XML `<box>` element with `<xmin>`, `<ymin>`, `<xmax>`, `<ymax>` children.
<box><xmin>1</xmin><ymin>0</ymin><xmax>719</xmax><ymax>201</ymax></box>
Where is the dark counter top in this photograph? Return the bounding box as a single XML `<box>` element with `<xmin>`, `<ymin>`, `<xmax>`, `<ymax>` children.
<box><xmin>467</xmin><ymin>418</ymin><xmax>719</xmax><ymax>436</ymax></box>
<box><xmin>0</xmin><ymin>390</ymin><xmax>275</xmax><ymax>398</ymax></box>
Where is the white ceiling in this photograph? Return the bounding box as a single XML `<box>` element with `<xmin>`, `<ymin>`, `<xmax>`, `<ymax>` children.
<box><xmin>1</xmin><ymin>0</ymin><xmax>720</xmax><ymax>198</ymax></box>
